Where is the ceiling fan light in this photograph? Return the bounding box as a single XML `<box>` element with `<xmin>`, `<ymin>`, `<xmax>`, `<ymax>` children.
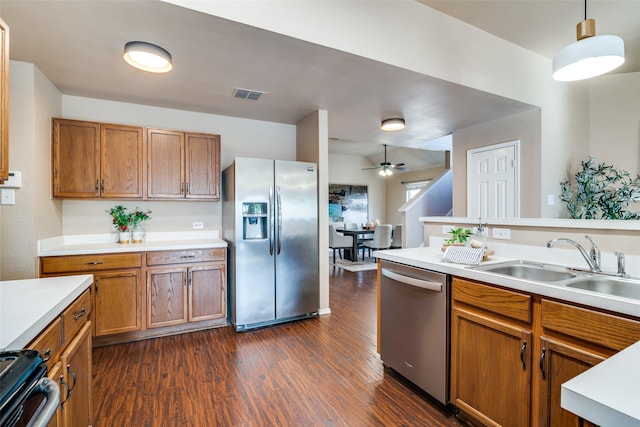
<box><xmin>123</xmin><ymin>41</ymin><xmax>173</xmax><ymax>73</ymax></box>
<box><xmin>381</xmin><ymin>118</ymin><xmax>405</xmax><ymax>131</ymax></box>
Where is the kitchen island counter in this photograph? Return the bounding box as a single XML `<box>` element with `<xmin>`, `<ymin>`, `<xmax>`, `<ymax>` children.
<box><xmin>0</xmin><ymin>274</ymin><xmax>93</xmax><ymax>350</ymax></box>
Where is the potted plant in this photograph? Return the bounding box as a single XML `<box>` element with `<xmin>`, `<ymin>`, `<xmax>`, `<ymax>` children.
<box><xmin>130</xmin><ymin>208</ymin><xmax>152</xmax><ymax>243</ymax></box>
<box><xmin>441</xmin><ymin>227</ymin><xmax>473</xmax><ymax>251</ymax></box>
<box><xmin>108</xmin><ymin>205</ymin><xmax>133</xmax><ymax>243</ymax></box>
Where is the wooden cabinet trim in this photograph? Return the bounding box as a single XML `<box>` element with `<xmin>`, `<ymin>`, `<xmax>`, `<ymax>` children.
<box><xmin>541</xmin><ymin>299</ymin><xmax>640</xmax><ymax>352</ymax></box>
<box><xmin>146</xmin><ymin>248</ymin><xmax>225</xmax><ymax>266</ymax></box>
<box><xmin>452</xmin><ymin>277</ymin><xmax>532</xmax><ymax>324</ymax></box>
<box><xmin>41</xmin><ymin>253</ymin><xmax>142</xmax><ymax>274</ymax></box>
<box><xmin>62</xmin><ymin>289</ymin><xmax>91</xmax><ymax>345</ymax></box>
<box><xmin>0</xmin><ymin>17</ymin><xmax>9</xmax><ymax>182</ymax></box>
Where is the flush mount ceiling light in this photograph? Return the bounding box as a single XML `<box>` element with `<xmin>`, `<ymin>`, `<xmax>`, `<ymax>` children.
<box><xmin>380</xmin><ymin>118</ymin><xmax>406</xmax><ymax>131</ymax></box>
<box><xmin>552</xmin><ymin>0</ymin><xmax>624</xmax><ymax>81</ymax></box>
<box><xmin>123</xmin><ymin>41</ymin><xmax>173</xmax><ymax>73</ymax></box>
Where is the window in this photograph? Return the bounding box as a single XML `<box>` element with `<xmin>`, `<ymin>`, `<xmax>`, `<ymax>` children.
<box><xmin>406</xmin><ymin>180</ymin><xmax>431</xmax><ymax>201</ymax></box>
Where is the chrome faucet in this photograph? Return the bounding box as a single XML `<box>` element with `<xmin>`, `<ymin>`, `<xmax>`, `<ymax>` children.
<box><xmin>615</xmin><ymin>251</ymin><xmax>627</xmax><ymax>277</ymax></box>
<box><xmin>546</xmin><ymin>236</ymin><xmax>601</xmax><ymax>272</ymax></box>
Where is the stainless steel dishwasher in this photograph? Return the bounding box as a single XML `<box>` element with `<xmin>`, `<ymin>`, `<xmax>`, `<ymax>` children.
<box><xmin>379</xmin><ymin>260</ymin><xmax>449</xmax><ymax>405</ymax></box>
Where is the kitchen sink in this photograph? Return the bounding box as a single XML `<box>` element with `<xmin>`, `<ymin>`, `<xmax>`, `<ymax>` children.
<box><xmin>473</xmin><ymin>261</ymin><xmax>578</xmax><ymax>282</ymax></box>
<box><xmin>566</xmin><ymin>277</ymin><xmax>640</xmax><ymax>300</ymax></box>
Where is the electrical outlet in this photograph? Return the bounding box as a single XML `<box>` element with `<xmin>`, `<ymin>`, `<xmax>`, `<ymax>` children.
<box><xmin>492</xmin><ymin>227</ymin><xmax>511</xmax><ymax>240</ymax></box>
<box><xmin>192</xmin><ymin>221</ymin><xmax>204</xmax><ymax>229</ymax></box>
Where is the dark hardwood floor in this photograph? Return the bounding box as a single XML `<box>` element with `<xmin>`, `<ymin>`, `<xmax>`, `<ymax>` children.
<box><xmin>92</xmin><ymin>266</ymin><xmax>464</xmax><ymax>426</ymax></box>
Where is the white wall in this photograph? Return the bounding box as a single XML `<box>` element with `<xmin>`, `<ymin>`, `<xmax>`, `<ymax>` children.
<box><xmin>59</xmin><ymin>95</ymin><xmax>297</xmax><ymax>235</ymax></box>
<box><xmin>1</xmin><ymin>61</ymin><xmax>62</xmax><ymax>280</ymax></box>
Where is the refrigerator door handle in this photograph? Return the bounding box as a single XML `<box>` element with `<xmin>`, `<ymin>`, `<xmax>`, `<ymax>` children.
<box><xmin>269</xmin><ymin>186</ymin><xmax>274</xmax><ymax>256</ymax></box>
<box><xmin>276</xmin><ymin>186</ymin><xmax>282</xmax><ymax>255</ymax></box>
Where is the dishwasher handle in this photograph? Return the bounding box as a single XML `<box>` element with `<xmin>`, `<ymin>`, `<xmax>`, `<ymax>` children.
<box><xmin>381</xmin><ymin>268</ymin><xmax>443</xmax><ymax>292</ymax></box>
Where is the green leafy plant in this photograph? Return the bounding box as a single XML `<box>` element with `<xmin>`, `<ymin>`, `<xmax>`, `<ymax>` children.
<box><xmin>107</xmin><ymin>205</ymin><xmax>152</xmax><ymax>231</ymax></box>
<box><xmin>444</xmin><ymin>227</ymin><xmax>473</xmax><ymax>245</ymax></box>
<box><xmin>560</xmin><ymin>157</ymin><xmax>640</xmax><ymax>220</ymax></box>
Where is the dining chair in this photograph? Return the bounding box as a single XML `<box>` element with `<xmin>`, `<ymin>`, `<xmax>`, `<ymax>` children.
<box><xmin>390</xmin><ymin>224</ymin><xmax>402</xmax><ymax>249</ymax></box>
<box><xmin>362</xmin><ymin>224</ymin><xmax>392</xmax><ymax>259</ymax></box>
<box><xmin>329</xmin><ymin>225</ymin><xmax>354</xmax><ymax>264</ymax></box>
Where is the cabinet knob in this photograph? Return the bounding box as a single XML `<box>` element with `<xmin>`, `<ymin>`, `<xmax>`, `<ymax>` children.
<box><xmin>73</xmin><ymin>307</ymin><xmax>87</xmax><ymax>321</ymax></box>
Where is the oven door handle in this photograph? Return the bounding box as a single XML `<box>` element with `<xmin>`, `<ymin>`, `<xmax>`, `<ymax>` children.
<box><xmin>28</xmin><ymin>377</ymin><xmax>60</xmax><ymax>427</ymax></box>
<box><xmin>381</xmin><ymin>268</ymin><xmax>443</xmax><ymax>292</ymax></box>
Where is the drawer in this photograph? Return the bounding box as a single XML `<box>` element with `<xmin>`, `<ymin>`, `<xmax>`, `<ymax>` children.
<box><xmin>41</xmin><ymin>253</ymin><xmax>142</xmax><ymax>274</ymax></box>
<box><xmin>27</xmin><ymin>315</ymin><xmax>62</xmax><ymax>368</ymax></box>
<box><xmin>146</xmin><ymin>248</ymin><xmax>225</xmax><ymax>266</ymax></box>
<box><xmin>62</xmin><ymin>289</ymin><xmax>91</xmax><ymax>344</ymax></box>
<box><xmin>452</xmin><ymin>277</ymin><xmax>532</xmax><ymax>324</ymax></box>
<box><xmin>541</xmin><ymin>299</ymin><xmax>640</xmax><ymax>351</ymax></box>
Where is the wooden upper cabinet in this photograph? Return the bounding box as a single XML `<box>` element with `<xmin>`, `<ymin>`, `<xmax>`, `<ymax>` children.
<box><xmin>147</xmin><ymin>128</ymin><xmax>220</xmax><ymax>200</ymax></box>
<box><xmin>52</xmin><ymin>118</ymin><xmax>143</xmax><ymax>199</ymax></box>
<box><xmin>185</xmin><ymin>132</ymin><xmax>220</xmax><ymax>200</ymax></box>
<box><xmin>146</xmin><ymin>128</ymin><xmax>184</xmax><ymax>199</ymax></box>
<box><xmin>0</xmin><ymin>17</ymin><xmax>9</xmax><ymax>182</ymax></box>
<box><xmin>53</xmin><ymin>119</ymin><xmax>100</xmax><ymax>198</ymax></box>
<box><xmin>100</xmin><ymin>124</ymin><xmax>144</xmax><ymax>198</ymax></box>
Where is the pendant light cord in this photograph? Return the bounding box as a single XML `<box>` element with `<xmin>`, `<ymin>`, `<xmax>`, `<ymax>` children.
<box><xmin>584</xmin><ymin>0</ymin><xmax>587</xmax><ymax>20</ymax></box>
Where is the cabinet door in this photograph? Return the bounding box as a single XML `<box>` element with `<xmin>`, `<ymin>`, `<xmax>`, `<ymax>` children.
<box><xmin>59</xmin><ymin>322</ymin><xmax>92</xmax><ymax>427</ymax></box>
<box><xmin>52</xmin><ymin>119</ymin><xmax>100</xmax><ymax>198</ymax></box>
<box><xmin>185</xmin><ymin>133</ymin><xmax>220</xmax><ymax>200</ymax></box>
<box><xmin>188</xmin><ymin>264</ymin><xmax>226</xmax><ymax>322</ymax></box>
<box><xmin>147</xmin><ymin>128</ymin><xmax>184</xmax><ymax>198</ymax></box>
<box><xmin>147</xmin><ymin>267</ymin><xmax>188</xmax><ymax>327</ymax></box>
<box><xmin>0</xmin><ymin>17</ymin><xmax>8</xmax><ymax>182</ymax></box>
<box><xmin>538</xmin><ymin>337</ymin><xmax>604</xmax><ymax>427</ymax></box>
<box><xmin>451</xmin><ymin>307</ymin><xmax>532</xmax><ymax>427</ymax></box>
<box><xmin>100</xmin><ymin>124</ymin><xmax>144</xmax><ymax>198</ymax></box>
<box><xmin>94</xmin><ymin>270</ymin><xmax>142</xmax><ymax>336</ymax></box>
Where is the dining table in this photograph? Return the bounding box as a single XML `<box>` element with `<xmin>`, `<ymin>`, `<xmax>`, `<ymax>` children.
<box><xmin>339</xmin><ymin>228</ymin><xmax>375</xmax><ymax>261</ymax></box>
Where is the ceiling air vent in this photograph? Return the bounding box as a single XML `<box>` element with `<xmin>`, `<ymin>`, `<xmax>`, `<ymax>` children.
<box><xmin>233</xmin><ymin>87</ymin><xmax>265</xmax><ymax>101</ymax></box>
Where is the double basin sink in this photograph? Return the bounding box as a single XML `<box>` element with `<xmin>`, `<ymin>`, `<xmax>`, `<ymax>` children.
<box><xmin>472</xmin><ymin>260</ymin><xmax>640</xmax><ymax>301</ymax></box>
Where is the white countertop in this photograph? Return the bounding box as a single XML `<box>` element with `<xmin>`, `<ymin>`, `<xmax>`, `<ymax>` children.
<box><xmin>561</xmin><ymin>340</ymin><xmax>640</xmax><ymax>427</ymax></box>
<box><xmin>38</xmin><ymin>230</ymin><xmax>227</xmax><ymax>256</ymax></box>
<box><xmin>373</xmin><ymin>246</ymin><xmax>640</xmax><ymax>425</ymax></box>
<box><xmin>0</xmin><ymin>275</ymin><xmax>93</xmax><ymax>351</ymax></box>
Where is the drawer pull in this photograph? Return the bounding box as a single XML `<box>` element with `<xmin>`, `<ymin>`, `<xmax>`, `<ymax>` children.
<box><xmin>42</xmin><ymin>348</ymin><xmax>51</xmax><ymax>363</ymax></box>
<box><xmin>73</xmin><ymin>307</ymin><xmax>87</xmax><ymax>320</ymax></box>
<box><xmin>84</xmin><ymin>261</ymin><xmax>104</xmax><ymax>266</ymax></box>
<box><xmin>180</xmin><ymin>255</ymin><xmax>196</xmax><ymax>260</ymax></box>
<box><xmin>539</xmin><ymin>348</ymin><xmax>547</xmax><ymax>380</ymax></box>
<box><xmin>60</xmin><ymin>374</ymin><xmax>71</xmax><ymax>408</ymax></box>
<box><xmin>67</xmin><ymin>364</ymin><xmax>77</xmax><ymax>391</ymax></box>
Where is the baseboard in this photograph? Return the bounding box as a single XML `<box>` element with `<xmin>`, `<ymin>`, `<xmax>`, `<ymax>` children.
<box><xmin>318</xmin><ymin>308</ymin><xmax>332</xmax><ymax>316</ymax></box>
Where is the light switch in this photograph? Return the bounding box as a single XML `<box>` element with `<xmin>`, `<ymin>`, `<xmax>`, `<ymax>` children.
<box><xmin>1</xmin><ymin>189</ymin><xmax>16</xmax><ymax>205</ymax></box>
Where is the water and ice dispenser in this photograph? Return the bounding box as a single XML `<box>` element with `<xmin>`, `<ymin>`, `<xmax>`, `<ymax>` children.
<box><xmin>242</xmin><ymin>202</ymin><xmax>268</xmax><ymax>240</ymax></box>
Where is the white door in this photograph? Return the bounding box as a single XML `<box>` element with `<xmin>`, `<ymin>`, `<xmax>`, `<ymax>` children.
<box><xmin>467</xmin><ymin>141</ymin><xmax>519</xmax><ymax>218</ymax></box>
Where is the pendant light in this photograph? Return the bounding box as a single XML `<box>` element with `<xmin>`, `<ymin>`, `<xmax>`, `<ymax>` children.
<box><xmin>123</xmin><ymin>41</ymin><xmax>173</xmax><ymax>73</ymax></box>
<box><xmin>552</xmin><ymin>0</ymin><xmax>624</xmax><ymax>81</ymax></box>
<box><xmin>381</xmin><ymin>118</ymin><xmax>405</xmax><ymax>131</ymax></box>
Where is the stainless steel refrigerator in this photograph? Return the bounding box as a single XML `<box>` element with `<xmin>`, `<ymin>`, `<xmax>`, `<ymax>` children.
<box><xmin>222</xmin><ymin>157</ymin><xmax>319</xmax><ymax>331</ymax></box>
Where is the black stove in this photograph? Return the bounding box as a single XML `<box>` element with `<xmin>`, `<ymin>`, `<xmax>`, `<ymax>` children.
<box><xmin>0</xmin><ymin>350</ymin><xmax>59</xmax><ymax>427</ymax></box>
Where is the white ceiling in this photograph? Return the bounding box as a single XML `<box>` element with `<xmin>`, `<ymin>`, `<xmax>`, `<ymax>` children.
<box><xmin>1</xmin><ymin>0</ymin><xmax>637</xmax><ymax>172</ymax></box>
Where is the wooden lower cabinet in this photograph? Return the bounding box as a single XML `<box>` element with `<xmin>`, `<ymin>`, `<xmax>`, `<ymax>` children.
<box><xmin>451</xmin><ymin>307</ymin><xmax>531</xmax><ymax>426</ymax></box>
<box><xmin>94</xmin><ymin>269</ymin><xmax>142</xmax><ymax>336</ymax></box>
<box><xmin>27</xmin><ymin>290</ymin><xmax>92</xmax><ymax>427</ymax></box>
<box><xmin>537</xmin><ymin>337</ymin><xmax>603</xmax><ymax>427</ymax></box>
<box><xmin>59</xmin><ymin>322</ymin><xmax>92</xmax><ymax>427</ymax></box>
<box><xmin>450</xmin><ymin>277</ymin><xmax>640</xmax><ymax>427</ymax></box>
<box><xmin>147</xmin><ymin>262</ymin><xmax>226</xmax><ymax>328</ymax></box>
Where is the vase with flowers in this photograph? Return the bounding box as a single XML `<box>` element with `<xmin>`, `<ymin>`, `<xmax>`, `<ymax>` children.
<box><xmin>130</xmin><ymin>208</ymin><xmax>152</xmax><ymax>243</ymax></box>
<box><xmin>108</xmin><ymin>205</ymin><xmax>133</xmax><ymax>243</ymax></box>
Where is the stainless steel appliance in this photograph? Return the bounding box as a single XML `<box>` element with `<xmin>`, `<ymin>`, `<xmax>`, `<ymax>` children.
<box><xmin>379</xmin><ymin>260</ymin><xmax>449</xmax><ymax>404</ymax></box>
<box><xmin>0</xmin><ymin>350</ymin><xmax>60</xmax><ymax>427</ymax></box>
<box><xmin>222</xmin><ymin>158</ymin><xmax>319</xmax><ymax>331</ymax></box>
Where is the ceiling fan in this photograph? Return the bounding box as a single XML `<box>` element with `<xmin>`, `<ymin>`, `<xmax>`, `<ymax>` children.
<box><xmin>362</xmin><ymin>144</ymin><xmax>409</xmax><ymax>176</ymax></box>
